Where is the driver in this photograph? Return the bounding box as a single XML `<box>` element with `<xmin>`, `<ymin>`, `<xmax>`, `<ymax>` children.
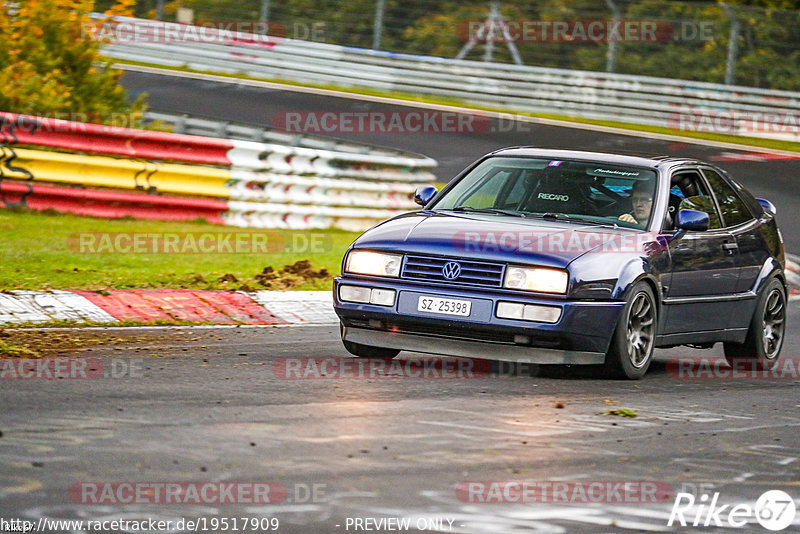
<box><xmin>619</xmin><ymin>180</ymin><xmax>653</xmax><ymax>225</ymax></box>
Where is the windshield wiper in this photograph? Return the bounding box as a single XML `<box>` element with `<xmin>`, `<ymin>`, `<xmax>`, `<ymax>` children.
<box><xmin>533</xmin><ymin>212</ymin><xmax>612</xmax><ymax>227</ymax></box>
<box><xmin>449</xmin><ymin>206</ymin><xmax>527</xmax><ymax>218</ymax></box>
<box><xmin>540</xmin><ymin>212</ymin><xmax>569</xmax><ymax>220</ymax></box>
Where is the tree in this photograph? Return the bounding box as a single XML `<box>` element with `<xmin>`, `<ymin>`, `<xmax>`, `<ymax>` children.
<box><xmin>0</xmin><ymin>0</ymin><xmax>145</xmax><ymax>125</ymax></box>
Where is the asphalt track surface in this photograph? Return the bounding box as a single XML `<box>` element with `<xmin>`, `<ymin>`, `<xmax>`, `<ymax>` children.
<box><xmin>1</xmin><ymin>71</ymin><xmax>799</xmax><ymax>534</ymax></box>
<box><xmin>2</xmin><ymin>325</ymin><xmax>800</xmax><ymax>533</ymax></box>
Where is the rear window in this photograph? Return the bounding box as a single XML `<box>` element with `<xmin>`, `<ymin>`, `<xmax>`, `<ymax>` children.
<box><xmin>702</xmin><ymin>169</ymin><xmax>755</xmax><ymax>227</ymax></box>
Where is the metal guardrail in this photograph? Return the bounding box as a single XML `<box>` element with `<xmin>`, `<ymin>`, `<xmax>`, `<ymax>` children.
<box><xmin>144</xmin><ymin>111</ymin><xmax>438</xmax><ymax>188</ymax></box>
<box><xmin>144</xmin><ymin>111</ymin><xmax>437</xmax><ymax>165</ymax></box>
<box><xmin>103</xmin><ymin>18</ymin><xmax>800</xmax><ymax>142</ymax></box>
<box><xmin>2</xmin><ymin>147</ymin><xmax>230</xmax><ymax>197</ymax></box>
<box><xmin>1</xmin><ymin>111</ymin><xmax>437</xmax><ymax>230</ymax></box>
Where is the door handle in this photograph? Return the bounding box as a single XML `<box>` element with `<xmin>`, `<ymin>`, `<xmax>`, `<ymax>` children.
<box><xmin>722</xmin><ymin>242</ymin><xmax>739</xmax><ymax>252</ymax></box>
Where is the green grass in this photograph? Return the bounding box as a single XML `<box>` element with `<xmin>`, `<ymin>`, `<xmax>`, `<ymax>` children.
<box><xmin>0</xmin><ymin>339</ymin><xmax>40</xmax><ymax>358</ymax></box>
<box><xmin>118</xmin><ymin>60</ymin><xmax>800</xmax><ymax>154</ymax></box>
<box><xmin>0</xmin><ymin>209</ymin><xmax>359</xmax><ymax>291</ymax></box>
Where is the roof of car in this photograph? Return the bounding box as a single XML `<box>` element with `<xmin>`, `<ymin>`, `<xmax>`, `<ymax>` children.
<box><xmin>489</xmin><ymin>147</ymin><xmax>700</xmax><ymax>169</ymax></box>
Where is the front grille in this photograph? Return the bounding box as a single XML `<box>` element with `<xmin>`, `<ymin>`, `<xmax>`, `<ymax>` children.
<box><xmin>401</xmin><ymin>255</ymin><xmax>505</xmax><ymax>287</ymax></box>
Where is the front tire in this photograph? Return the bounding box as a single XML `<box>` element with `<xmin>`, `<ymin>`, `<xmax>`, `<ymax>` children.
<box><xmin>724</xmin><ymin>276</ymin><xmax>786</xmax><ymax>371</ymax></box>
<box><xmin>603</xmin><ymin>282</ymin><xmax>657</xmax><ymax>380</ymax></box>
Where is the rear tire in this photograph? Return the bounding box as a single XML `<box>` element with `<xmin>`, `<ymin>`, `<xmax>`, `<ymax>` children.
<box><xmin>603</xmin><ymin>282</ymin><xmax>657</xmax><ymax>380</ymax></box>
<box><xmin>724</xmin><ymin>276</ymin><xmax>786</xmax><ymax>371</ymax></box>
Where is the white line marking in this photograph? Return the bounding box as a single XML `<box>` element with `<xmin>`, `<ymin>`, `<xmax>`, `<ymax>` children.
<box><xmin>418</xmin><ymin>420</ymin><xmax>575</xmax><ymax>438</ymax></box>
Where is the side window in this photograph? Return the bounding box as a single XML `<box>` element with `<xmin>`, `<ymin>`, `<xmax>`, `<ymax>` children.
<box><xmin>734</xmin><ymin>184</ymin><xmax>764</xmax><ymax>217</ymax></box>
<box><xmin>457</xmin><ymin>169</ymin><xmax>514</xmax><ymax>209</ymax></box>
<box><xmin>496</xmin><ymin>170</ymin><xmax>528</xmax><ymax>209</ymax></box>
<box><xmin>670</xmin><ymin>170</ymin><xmax>722</xmax><ymax>230</ymax></box>
<box><xmin>702</xmin><ymin>168</ymin><xmax>756</xmax><ymax>226</ymax></box>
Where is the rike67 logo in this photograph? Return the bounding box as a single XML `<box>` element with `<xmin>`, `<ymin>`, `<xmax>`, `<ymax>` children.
<box><xmin>668</xmin><ymin>490</ymin><xmax>796</xmax><ymax>531</ymax></box>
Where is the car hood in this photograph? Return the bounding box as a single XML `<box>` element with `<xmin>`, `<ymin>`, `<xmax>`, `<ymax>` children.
<box><xmin>352</xmin><ymin>212</ymin><xmax>645</xmax><ymax>269</ymax></box>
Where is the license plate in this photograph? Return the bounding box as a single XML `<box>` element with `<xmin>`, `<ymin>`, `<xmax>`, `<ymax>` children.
<box><xmin>417</xmin><ymin>296</ymin><xmax>471</xmax><ymax>317</ymax></box>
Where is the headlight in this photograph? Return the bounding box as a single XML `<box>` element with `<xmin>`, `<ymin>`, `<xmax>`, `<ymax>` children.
<box><xmin>503</xmin><ymin>266</ymin><xmax>568</xmax><ymax>294</ymax></box>
<box><xmin>345</xmin><ymin>250</ymin><xmax>402</xmax><ymax>277</ymax></box>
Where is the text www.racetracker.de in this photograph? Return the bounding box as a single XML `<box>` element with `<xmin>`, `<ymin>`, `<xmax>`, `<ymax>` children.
<box><xmin>0</xmin><ymin>516</ymin><xmax>280</xmax><ymax>532</ymax></box>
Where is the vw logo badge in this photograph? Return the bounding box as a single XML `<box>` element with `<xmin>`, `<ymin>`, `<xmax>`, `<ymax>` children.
<box><xmin>442</xmin><ymin>261</ymin><xmax>461</xmax><ymax>280</ymax></box>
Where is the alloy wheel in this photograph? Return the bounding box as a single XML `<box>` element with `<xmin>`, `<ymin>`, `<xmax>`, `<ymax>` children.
<box><xmin>761</xmin><ymin>287</ymin><xmax>786</xmax><ymax>359</ymax></box>
<box><xmin>626</xmin><ymin>292</ymin><xmax>655</xmax><ymax>368</ymax></box>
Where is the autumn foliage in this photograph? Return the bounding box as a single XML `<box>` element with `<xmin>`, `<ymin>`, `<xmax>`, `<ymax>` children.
<box><xmin>0</xmin><ymin>0</ymin><xmax>144</xmax><ymax>125</ymax></box>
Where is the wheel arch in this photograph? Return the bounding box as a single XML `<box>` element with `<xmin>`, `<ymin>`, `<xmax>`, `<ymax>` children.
<box><xmin>611</xmin><ymin>263</ymin><xmax>663</xmax><ymax>334</ymax></box>
<box><xmin>611</xmin><ymin>261</ymin><xmax>663</xmax><ymax>304</ymax></box>
<box><xmin>753</xmin><ymin>258</ymin><xmax>787</xmax><ymax>295</ymax></box>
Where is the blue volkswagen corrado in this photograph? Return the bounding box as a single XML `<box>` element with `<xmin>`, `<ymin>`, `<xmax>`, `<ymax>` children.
<box><xmin>333</xmin><ymin>148</ymin><xmax>787</xmax><ymax>379</ymax></box>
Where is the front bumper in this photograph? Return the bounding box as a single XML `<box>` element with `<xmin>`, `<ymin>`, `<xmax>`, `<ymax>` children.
<box><xmin>333</xmin><ymin>277</ymin><xmax>625</xmax><ymax>365</ymax></box>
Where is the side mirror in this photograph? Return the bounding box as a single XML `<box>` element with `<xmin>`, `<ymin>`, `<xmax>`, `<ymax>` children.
<box><xmin>675</xmin><ymin>209</ymin><xmax>709</xmax><ymax>232</ymax></box>
<box><xmin>414</xmin><ymin>185</ymin><xmax>438</xmax><ymax>207</ymax></box>
<box><xmin>756</xmin><ymin>198</ymin><xmax>777</xmax><ymax>216</ymax></box>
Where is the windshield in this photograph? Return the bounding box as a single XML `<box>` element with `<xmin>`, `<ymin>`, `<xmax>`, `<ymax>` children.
<box><xmin>431</xmin><ymin>157</ymin><xmax>658</xmax><ymax>228</ymax></box>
